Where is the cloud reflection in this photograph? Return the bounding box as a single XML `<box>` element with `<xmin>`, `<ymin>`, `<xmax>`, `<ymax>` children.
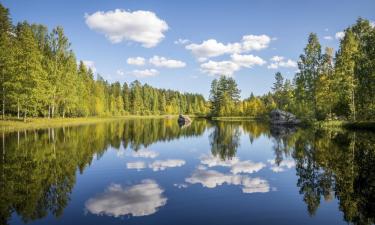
<box><xmin>148</xmin><ymin>159</ymin><xmax>186</xmax><ymax>171</ymax></box>
<box><xmin>200</xmin><ymin>154</ymin><xmax>265</xmax><ymax>174</ymax></box>
<box><xmin>126</xmin><ymin>161</ymin><xmax>146</xmax><ymax>170</ymax></box>
<box><xmin>85</xmin><ymin>179</ymin><xmax>167</xmax><ymax>217</ymax></box>
<box><xmin>185</xmin><ymin>167</ymin><xmax>270</xmax><ymax>193</ymax></box>
<box><xmin>267</xmin><ymin>159</ymin><xmax>295</xmax><ymax>172</ymax></box>
<box><xmin>132</xmin><ymin>149</ymin><xmax>159</xmax><ymax>159</ymax></box>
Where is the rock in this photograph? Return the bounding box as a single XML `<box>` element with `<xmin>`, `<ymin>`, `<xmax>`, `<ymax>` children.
<box><xmin>270</xmin><ymin>109</ymin><xmax>300</xmax><ymax>125</ymax></box>
<box><xmin>178</xmin><ymin>114</ymin><xmax>192</xmax><ymax>126</ymax></box>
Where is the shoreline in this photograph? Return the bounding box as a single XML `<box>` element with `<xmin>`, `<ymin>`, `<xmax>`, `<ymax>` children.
<box><xmin>0</xmin><ymin>115</ymin><xmax>176</xmax><ymax>133</ymax></box>
<box><xmin>1</xmin><ymin>116</ymin><xmax>374</xmax><ymax>133</ymax></box>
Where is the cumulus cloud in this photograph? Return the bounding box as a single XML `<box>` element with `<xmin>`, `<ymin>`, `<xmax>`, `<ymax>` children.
<box><xmin>132</xmin><ymin>149</ymin><xmax>159</xmax><ymax>159</ymax></box>
<box><xmin>267</xmin><ymin>159</ymin><xmax>295</xmax><ymax>173</ymax></box>
<box><xmin>200</xmin><ymin>154</ymin><xmax>265</xmax><ymax>174</ymax></box>
<box><xmin>335</xmin><ymin>31</ymin><xmax>345</xmax><ymax>40</ymax></box>
<box><xmin>267</xmin><ymin>56</ymin><xmax>297</xmax><ymax>69</ymax></box>
<box><xmin>82</xmin><ymin>60</ymin><xmax>97</xmax><ymax>74</ymax></box>
<box><xmin>185</xmin><ymin>167</ymin><xmax>270</xmax><ymax>193</ymax></box>
<box><xmin>199</xmin><ymin>53</ymin><xmax>266</xmax><ymax>76</ymax></box>
<box><xmin>85</xmin><ymin>9</ymin><xmax>168</xmax><ymax>48</ymax></box>
<box><xmin>200</xmin><ymin>60</ymin><xmax>241</xmax><ymax>76</ymax></box>
<box><xmin>174</xmin><ymin>38</ymin><xmax>190</xmax><ymax>45</ymax></box>
<box><xmin>186</xmin><ymin>34</ymin><xmax>271</xmax><ymax>61</ymax></box>
<box><xmin>230</xmin><ymin>53</ymin><xmax>266</xmax><ymax>68</ymax></box>
<box><xmin>241</xmin><ymin>34</ymin><xmax>271</xmax><ymax>51</ymax></box>
<box><xmin>126</xmin><ymin>161</ymin><xmax>146</xmax><ymax>170</ymax></box>
<box><xmin>127</xmin><ymin>57</ymin><xmax>146</xmax><ymax>66</ymax></box>
<box><xmin>186</xmin><ymin>39</ymin><xmax>237</xmax><ymax>61</ymax></box>
<box><xmin>85</xmin><ymin>180</ymin><xmax>167</xmax><ymax>217</ymax></box>
<box><xmin>148</xmin><ymin>159</ymin><xmax>186</xmax><ymax>171</ymax></box>
<box><xmin>323</xmin><ymin>36</ymin><xmax>333</xmax><ymax>40</ymax></box>
<box><xmin>149</xmin><ymin>56</ymin><xmax>186</xmax><ymax>68</ymax></box>
<box><xmin>129</xmin><ymin>69</ymin><xmax>159</xmax><ymax>78</ymax></box>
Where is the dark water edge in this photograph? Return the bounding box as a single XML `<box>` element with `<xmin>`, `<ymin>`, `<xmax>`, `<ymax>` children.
<box><xmin>1</xmin><ymin>118</ymin><xmax>374</xmax><ymax>225</ymax></box>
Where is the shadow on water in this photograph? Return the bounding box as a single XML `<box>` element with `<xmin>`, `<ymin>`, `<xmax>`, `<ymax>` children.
<box><xmin>0</xmin><ymin>118</ymin><xmax>374</xmax><ymax>225</ymax></box>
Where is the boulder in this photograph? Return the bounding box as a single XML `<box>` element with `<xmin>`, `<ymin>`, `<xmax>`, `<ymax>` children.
<box><xmin>270</xmin><ymin>109</ymin><xmax>300</xmax><ymax>125</ymax></box>
<box><xmin>178</xmin><ymin>114</ymin><xmax>192</xmax><ymax>126</ymax></box>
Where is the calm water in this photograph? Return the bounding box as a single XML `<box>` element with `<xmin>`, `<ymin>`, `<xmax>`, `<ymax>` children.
<box><xmin>1</xmin><ymin>119</ymin><xmax>374</xmax><ymax>225</ymax></box>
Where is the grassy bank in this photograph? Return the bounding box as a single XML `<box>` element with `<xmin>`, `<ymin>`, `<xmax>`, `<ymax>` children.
<box><xmin>316</xmin><ymin>120</ymin><xmax>375</xmax><ymax>131</ymax></box>
<box><xmin>0</xmin><ymin>115</ymin><xmax>175</xmax><ymax>133</ymax></box>
<box><xmin>210</xmin><ymin>116</ymin><xmax>259</xmax><ymax>121</ymax></box>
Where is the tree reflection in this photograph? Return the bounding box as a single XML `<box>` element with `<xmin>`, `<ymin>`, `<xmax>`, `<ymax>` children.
<box><xmin>284</xmin><ymin>128</ymin><xmax>375</xmax><ymax>224</ymax></box>
<box><xmin>0</xmin><ymin>118</ymin><xmax>207</xmax><ymax>225</ymax></box>
<box><xmin>209</xmin><ymin>121</ymin><xmax>241</xmax><ymax>160</ymax></box>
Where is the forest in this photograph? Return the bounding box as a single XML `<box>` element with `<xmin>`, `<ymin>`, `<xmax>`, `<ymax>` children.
<box><xmin>1</xmin><ymin>2</ymin><xmax>374</xmax><ymax>122</ymax></box>
<box><xmin>208</xmin><ymin>18</ymin><xmax>375</xmax><ymax>122</ymax></box>
<box><xmin>0</xmin><ymin>4</ymin><xmax>207</xmax><ymax>120</ymax></box>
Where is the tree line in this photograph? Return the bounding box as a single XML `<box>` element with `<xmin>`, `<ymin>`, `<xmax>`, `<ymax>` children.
<box><xmin>0</xmin><ymin>4</ymin><xmax>208</xmax><ymax>120</ymax></box>
<box><xmin>209</xmin><ymin>18</ymin><xmax>374</xmax><ymax>122</ymax></box>
<box><xmin>272</xmin><ymin>18</ymin><xmax>375</xmax><ymax>121</ymax></box>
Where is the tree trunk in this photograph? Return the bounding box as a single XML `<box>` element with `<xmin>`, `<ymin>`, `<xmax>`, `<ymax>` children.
<box><xmin>17</xmin><ymin>99</ymin><xmax>20</xmax><ymax>119</ymax></box>
<box><xmin>23</xmin><ymin>111</ymin><xmax>27</xmax><ymax>123</ymax></box>
<box><xmin>48</xmin><ymin>105</ymin><xmax>51</xmax><ymax>119</ymax></box>
<box><xmin>2</xmin><ymin>86</ymin><xmax>4</xmax><ymax>120</ymax></box>
<box><xmin>352</xmin><ymin>90</ymin><xmax>356</xmax><ymax>121</ymax></box>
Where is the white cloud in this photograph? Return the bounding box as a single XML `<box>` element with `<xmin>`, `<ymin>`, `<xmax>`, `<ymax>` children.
<box><xmin>267</xmin><ymin>56</ymin><xmax>297</xmax><ymax>69</ymax></box>
<box><xmin>129</xmin><ymin>69</ymin><xmax>159</xmax><ymax>78</ymax></box>
<box><xmin>186</xmin><ymin>34</ymin><xmax>272</xmax><ymax>61</ymax></box>
<box><xmin>149</xmin><ymin>56</ymin><xmax>186</xmax><ymax>68</ymax></box>
<box><xmin>127</xmin><ymin>57</ymin><xmax>146</xmax><ymax>66</ymax></box>
<box><xmin>200</xmin><ymin>60</ymin><xmax>240</xmax><ymax>77</ymax></box>
<box><xmin>85</xmin><ymin>180</ymin><xmax>167</xmax><ymax>217</ymax></box>
<box><xmin>230</xmin><ymin>53</ymin><xmax>266</xmax><ymax>68</ymax></box>
<box><xmin>85</xmin><ymin>9</ymin><xmax>168</xmax><ymax>48</ymax></box>
<box><xmin>82</xmin><ymin>60</ymin><xmax>97</xmax><ymax>74</ymax></box>
<box><xmin>185</xmin><ymin>167</ymin><xmax>270</xmax><ymax>193</ymax></box>
<box><xmin>335</xmin><ymin>31</ymin><xmax>345</xmax><ymax>40</ymax></box>
<box><xmin>148</xmin><ymin>159</ymin><xmax>186</xmax><ymax>171</ymax></box>
<box><xmin>267</xmin><ymin>159</ymin><xmax>295</xmax><ymax>173</ymax></box>
<box><xmin>126</xmin><ymin>161</ymin><xmax>146</xmax><ymax>170</ymax></box>
<box><xmin>323</xmin><ymin>36</ymin><xmax>333</xmax><ymax>40</ymax></box>
<box><xmin>174</xmin><ymin>38</ymin><xmax>190</xmax><ymax>45</ymax></box>
<box><xmin>132</xmin><ymin>149</ymin><xmax>159</xmax><ymax>159</ymax></box>
<box><xmin>200</xmin><ymin>54</ymin><xmax>266</xmax><ymax>77</ymax></box>
<box><xmin>241</xmin><ymin>34</ymin><xmax>271</xmax><ymax>51</ymax></box>
<box><xmin>371</xmin><ymin>21</ymin><xmax>375</xmax><ymax>28</ymax></box>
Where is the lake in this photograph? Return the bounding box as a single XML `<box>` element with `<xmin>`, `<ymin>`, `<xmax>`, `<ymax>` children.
<box><xmin>1</xmin><ymin>118</ymin><xmax>374</xmax><ymax>225</ymax></box>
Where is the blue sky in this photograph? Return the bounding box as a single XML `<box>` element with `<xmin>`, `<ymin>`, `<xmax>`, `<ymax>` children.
<box><xmin>3</xmin><ymin>0</ymin><xmax>375</xmax><ymax>98</ymax></box>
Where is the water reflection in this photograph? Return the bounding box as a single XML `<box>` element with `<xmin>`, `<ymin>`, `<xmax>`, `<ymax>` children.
<box><xmin>0</xmin><ymin>119</ymin><xmax>207</xmax><ymax>224</ymax></box>
<box><xmin>0</xmin><ymin>119</ymin><xmax>374</xmax><ymax>225</ymax></box>
<box><xmin>85</xmin><ymin>180</ymin><xmax>167</xmax><ymax>217</ymax></box>
<box><xmin>185</xmin><ymin>166</ymin><xmax>270</xmax><ymax>193</ymax></box>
